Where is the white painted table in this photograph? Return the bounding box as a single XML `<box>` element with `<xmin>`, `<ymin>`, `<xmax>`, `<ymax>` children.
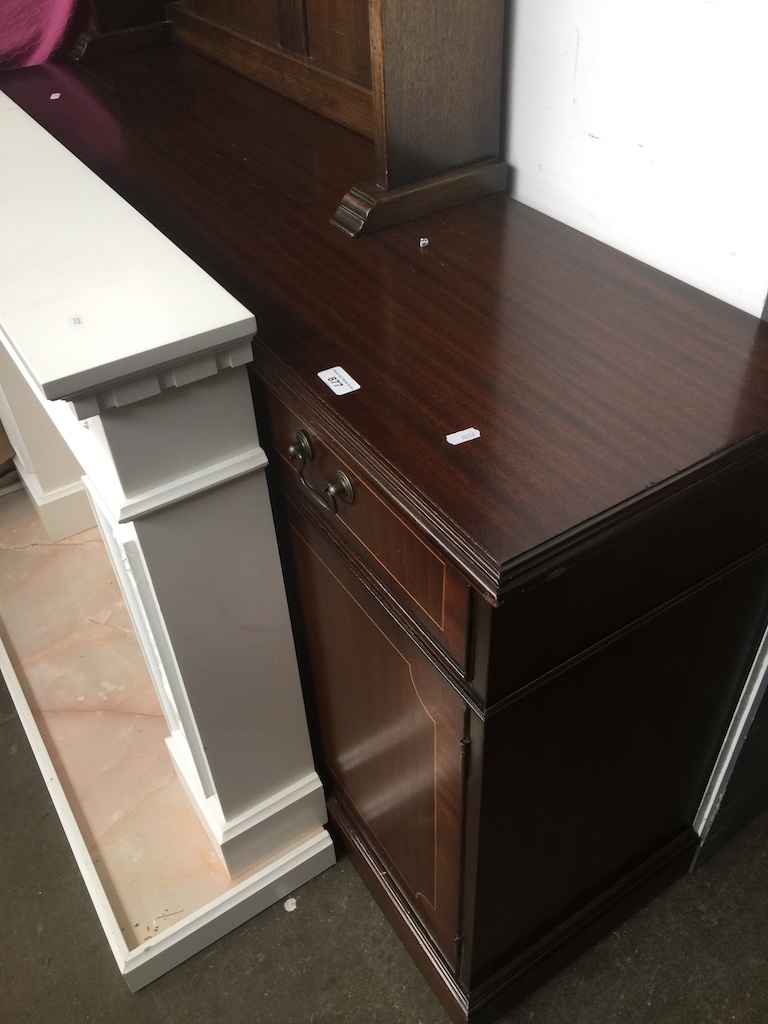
<box><xmin>0</xmin><ymin>92</ymin><xmax>334</xmax><ymax>987</ymax></box>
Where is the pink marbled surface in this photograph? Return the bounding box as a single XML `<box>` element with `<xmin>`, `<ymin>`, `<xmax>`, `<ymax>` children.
<box><xmin>0</xmin><ymin>487</ymin><xmax>257</xmax><ymax>947</ymax></box>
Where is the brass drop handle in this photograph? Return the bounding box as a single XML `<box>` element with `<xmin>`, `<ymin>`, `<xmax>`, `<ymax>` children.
<box><xmin>288</xmin><ymin>430</ymin><xmax>354</xmax><ymax>515</ymax></box>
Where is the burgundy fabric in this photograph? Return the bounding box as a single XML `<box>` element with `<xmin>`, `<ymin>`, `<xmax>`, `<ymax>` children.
<box><xmin>1</xmin><ymin>0</ymin><xmax>85</xmax><ymax>69</ymax></box>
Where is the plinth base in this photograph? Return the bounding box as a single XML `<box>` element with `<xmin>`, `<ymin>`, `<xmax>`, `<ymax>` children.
<box><xmin>331</xmin><ymin>159</ymin><xmax>509</xmax><ymax>237</ymax></box>
<box><xmin>0</xmin><ymin>490</ymin><xmax>334</xmax><ymax>990</ymax></box>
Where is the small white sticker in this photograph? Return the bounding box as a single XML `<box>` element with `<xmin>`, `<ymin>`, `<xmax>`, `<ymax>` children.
<box><xmin>446</xmin><ymin>427</ymin><xmax>481</xmax><ymax>446</ymax></box>
<box><xmin>318</xmin><ymin>366</ymin><xmax>361</xmax><ymax>395</ymax></box>
<box><xmin>68</xmin><ymin>315</ymin><xmax>85</xmax><ymax>331</ymax></box>
<box><xmin>50</xmin><ymin>93</ymin><xmax>61</xmax><ymax>100</ymax></box>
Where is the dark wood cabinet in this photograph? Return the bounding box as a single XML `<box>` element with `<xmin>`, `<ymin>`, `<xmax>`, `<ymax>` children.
<box><xmin>6</xmin><ymin>46</ymin><xmax>768</xmax><ymax>1024</ymax></box>
<box><xmin>168</xmin><ymin>0</ymin><xmax>508</xmax><ymax>233</ymax></box>
<box><xmin>257</xmin><ymin>368</ymin><xmax>768</xmax><ymax>1024</ymax></box>
<box><xmin>76</xmin><ymin>0</ymin><xmax>509</xmax><ymax>230</ymax></box>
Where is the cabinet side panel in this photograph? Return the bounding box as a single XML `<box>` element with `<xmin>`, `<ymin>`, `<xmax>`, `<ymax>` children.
<box><xmin>305</xmin><ymin>0</ymin><xmax>371</xmax><ymax>86</ymax></box>
<box><xmin>486</xmin><ymin>450</ymin><xmax>768</xmax><ymax>704</ymax></box>
<box><xmin>375</xmin><ymin>0</ymin><xmax>504</xmax><ymax>187</ymax></box>
<box><xmin>467</xmin><ymin>550</ymin><xmax>768</xmax><ymax>984</ymax></box>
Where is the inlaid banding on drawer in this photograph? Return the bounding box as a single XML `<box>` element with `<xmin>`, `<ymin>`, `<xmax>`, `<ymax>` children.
<box><xmin>279</xmin><ymin>431</ymin><xmax>448</xmax><ymax>629</ymax></box>
<box><xmin>334</xmin><ymin>475</ymin><xmax>447</xmax><ymax>630</ymax></box>
<box><xmin>267</xmin><ymin>391</ymin><xmax>471</xmax><ymax>675</ymax></box>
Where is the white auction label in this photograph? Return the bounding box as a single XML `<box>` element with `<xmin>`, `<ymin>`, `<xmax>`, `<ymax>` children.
<box><xmin>318</xmin><ymin>366</ymin><xmax>361</xmax><ymax>395</ymax></box>
<box><xmin>446</xmin><ymin>427</ymin><xmax>481</xmax><ymax>445</ymax></box>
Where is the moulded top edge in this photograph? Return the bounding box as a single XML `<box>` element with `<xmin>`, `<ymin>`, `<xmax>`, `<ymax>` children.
<box><xmin>0</xmin><ymin>92</ymin><xmax>255</xmax><ymax>401</ymax></box>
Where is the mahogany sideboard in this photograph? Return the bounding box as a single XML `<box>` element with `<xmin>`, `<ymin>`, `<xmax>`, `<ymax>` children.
<box><xmin>4</xmin><ymin>44</ymin><xmax>768</xmax><ymax>1023</ymax></box>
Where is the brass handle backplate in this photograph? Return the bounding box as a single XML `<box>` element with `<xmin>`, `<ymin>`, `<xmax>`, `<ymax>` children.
<box><xmin>288</xmin><ymin>430</ymin><xmax>354</xmax><ymax>515</ymax></box>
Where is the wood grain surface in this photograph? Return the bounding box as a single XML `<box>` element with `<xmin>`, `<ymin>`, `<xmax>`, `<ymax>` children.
<box><xmin>4</xmin><ymin>45</ymin><xmax>768</xmax><ymax>600</ymax></box>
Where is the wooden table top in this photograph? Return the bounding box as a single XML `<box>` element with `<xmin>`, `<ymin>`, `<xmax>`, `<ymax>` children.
<box><xmin>3</xmin><ymin>44</ymin><xmax>768</xmax><ymax>597</ymax></box>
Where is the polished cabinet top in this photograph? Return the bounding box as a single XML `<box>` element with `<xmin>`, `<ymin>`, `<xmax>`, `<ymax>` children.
<box><xmin>3</xmin><ymin>47</ymin><xmax>768</xmax><ymax>596</ymax></box>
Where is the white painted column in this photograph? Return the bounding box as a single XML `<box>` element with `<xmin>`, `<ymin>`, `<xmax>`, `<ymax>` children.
<box><xmin>56</xmin><ymin>356</ymin><xmax>330</xmax><ymax>877</ymax></box>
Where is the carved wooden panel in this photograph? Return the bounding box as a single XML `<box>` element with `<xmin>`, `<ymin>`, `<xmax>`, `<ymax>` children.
<box><xmin>180</xmin><ymin>0</ymin><xmax>281</xmax><ymax>45</ymax></box>
<box><xmin>170</xmin><ymin>0</ymin><xmax>374</xmax><ymax>136</ymax></box>
<box><xmin>167</xmin><ymin>0</ymin><xmax>507</xmax><ymax>231</ymax></box>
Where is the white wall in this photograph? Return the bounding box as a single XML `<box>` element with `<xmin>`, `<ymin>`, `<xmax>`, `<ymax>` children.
<box><xmin>506</xmin><ymin>0</ymin><xmax>768</xmax><ymax>317</ymax></box>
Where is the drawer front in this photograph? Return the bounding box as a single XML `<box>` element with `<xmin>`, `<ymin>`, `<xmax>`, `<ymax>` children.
<box><xmin>267</xmin><ymin>391</ymin><xmax>472</xmax><ymax>678</ymax></box>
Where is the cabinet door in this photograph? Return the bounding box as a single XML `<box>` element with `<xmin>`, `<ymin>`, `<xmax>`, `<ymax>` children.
<box><xmin>286</xmin><ymin>498</ymin><xmax>468</xmax><ymax>969</ymax></box>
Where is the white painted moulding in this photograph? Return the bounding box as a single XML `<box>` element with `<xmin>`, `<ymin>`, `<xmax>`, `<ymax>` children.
<box><xmin>166</xmin><ymin>730</ymin><xmax>330</xmax><ymax>878</ymax></box>
<box><xmin>0</xmin><ymin>93</ymin><xmax>256</xmax><ymax>404</ymax></box>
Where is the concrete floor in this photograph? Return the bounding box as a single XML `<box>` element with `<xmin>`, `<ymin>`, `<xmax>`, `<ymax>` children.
<box><xmin>3</xmin><ymin>669</ymin><xmax>768</xmax><ymax>1024</ymax></box>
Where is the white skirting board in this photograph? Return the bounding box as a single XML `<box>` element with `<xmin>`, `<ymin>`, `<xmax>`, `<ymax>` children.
<box><xmin>0</xmin><ymin>637</ymin><xmax>336</xmax><ymax>991</ymax></box>
<box><xmin>14</xmin><ymin>459</ymin><xmax>96</xmax><ymax>542</ymax></box>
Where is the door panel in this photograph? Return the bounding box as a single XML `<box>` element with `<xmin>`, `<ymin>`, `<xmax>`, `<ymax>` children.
<box><xmin>286</xmin><ymin>499</ymin><xmax>467</xmax><ymax>967</ymax></box>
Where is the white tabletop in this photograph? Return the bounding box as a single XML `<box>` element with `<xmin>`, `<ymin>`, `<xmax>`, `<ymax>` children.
<box><xmin>0</xmin><ymin>92</ymin><xmax>255</xmax><ymax>402</ymax></box>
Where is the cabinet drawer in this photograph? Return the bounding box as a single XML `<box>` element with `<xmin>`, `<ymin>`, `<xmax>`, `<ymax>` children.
<box><xmin>266</xmin><ymin>391</ymin><xmax>472</xmax><ymax>678</ymax></box>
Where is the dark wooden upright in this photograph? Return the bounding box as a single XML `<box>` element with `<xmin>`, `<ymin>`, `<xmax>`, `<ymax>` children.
<box><xmin>167</xmin><ymin>0</ymin><xmax>509</xmax><ymax>233</ymax></box>
<box><xmin>331</xmin><ymin>0</ymin><xmax>508</xmax><ymax>234</ymax></box>
<box><xmin>4</xmin><ymin>44</ymin><xmax>768</xmax><ymax>1024</ymax></box>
